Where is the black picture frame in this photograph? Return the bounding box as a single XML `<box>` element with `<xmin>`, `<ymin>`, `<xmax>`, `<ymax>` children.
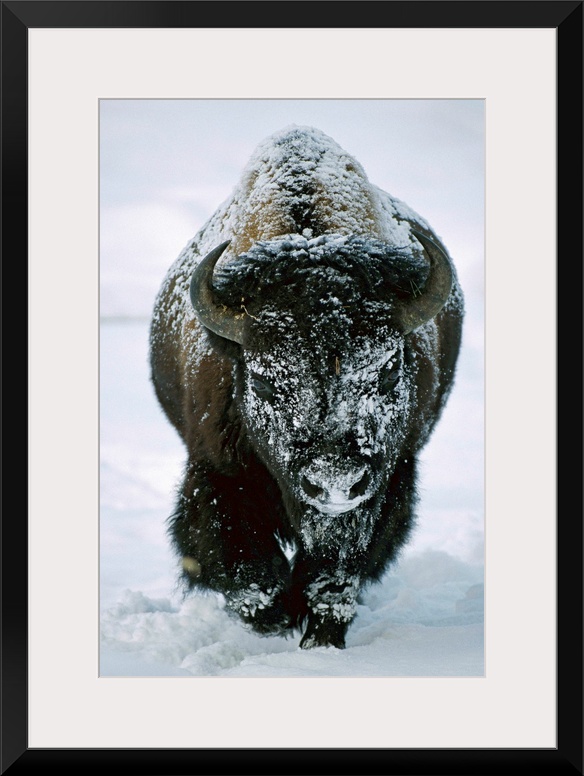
<box><xmin>3</xmin><ymin>1</ymin><xmax>582</xmax><ymax>774</ymax></box>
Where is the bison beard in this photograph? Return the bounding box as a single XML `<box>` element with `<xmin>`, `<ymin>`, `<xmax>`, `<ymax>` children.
<box><xmin>150</xmin><ymin>126</ymin><xmax>464</xmax><ymax>649</ymax></box>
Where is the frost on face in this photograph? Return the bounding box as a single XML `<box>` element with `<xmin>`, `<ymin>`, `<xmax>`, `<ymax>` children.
<box><xmin>244</xmin><ymin>332</ymin><xmax>409</xmax><ymax>484</ymax></box>
<box><xmin>242</xmin><ymin>325</ymin><xmax>410</xmax><ymax>486</ymax></box>
<box><xmin>234</xmin><ymin>265</ymin><xmax>416</xmax><ymax>558</ymax></box>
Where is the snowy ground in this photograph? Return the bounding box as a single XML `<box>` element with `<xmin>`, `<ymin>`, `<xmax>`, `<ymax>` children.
<box><xmin>99</xmin><ymin>318</ymin><xmax>484</xmax><ymax>677</ymax></box>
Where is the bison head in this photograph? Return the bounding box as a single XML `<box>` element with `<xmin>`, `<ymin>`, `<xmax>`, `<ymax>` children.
<box><xmin>190</xmin><ymin>232</ymin><xmax>452</xmax><ymax>550</ymax></box>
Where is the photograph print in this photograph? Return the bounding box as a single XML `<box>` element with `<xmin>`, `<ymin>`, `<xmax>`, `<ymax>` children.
<box><xmin>99</xmin><ymin>99</ymin><xmax>484</xmax><ymax>677</ymax></box>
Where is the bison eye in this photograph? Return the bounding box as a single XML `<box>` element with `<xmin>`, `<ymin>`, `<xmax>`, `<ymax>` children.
<box><xmin>380</xmin><ymin>362</ymin><xmax>401</xmax><ymax>394</ymax></box>
<box><xmin>250</xmin><ymin>374</ymin><xmax>275</xmax><ymax>402</ymax></box>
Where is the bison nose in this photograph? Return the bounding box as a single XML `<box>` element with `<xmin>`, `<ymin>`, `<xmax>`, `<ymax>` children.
<box><xmin>300</xmin><ymin>468</ymin><xmax>372</xmax><ymax>515</ymax></box>
<box><xmin>300</xmin><ymin>475</ymin><xmax>326</xmax><ymax>501</ymax></box>
<box><xmin>348</xmin><ymin>470</ymin><xmax>370</xmax><ymax>498</ymax></box>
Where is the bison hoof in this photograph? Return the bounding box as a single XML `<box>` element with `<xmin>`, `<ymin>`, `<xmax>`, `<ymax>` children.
<box><xmin>299</xmin><ymin>619</ymin><xmax>347</xmax><ymax>649</ymax></box>
<box><xmin>247</xmin><ymin>612</ymin><xmax>292</xmax><ymax>637</ymax></box>
<box><xmin>228</xmin><ymin>599</ymin><xmax>292</xmax><ymax>637</ymax></box>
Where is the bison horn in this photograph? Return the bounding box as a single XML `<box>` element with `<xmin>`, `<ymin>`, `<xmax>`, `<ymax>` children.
<box><xmin>189</xmin><ymin>240</ymin><xmax>246</xmax><ymax>345</ymax></box>
<box><xmin>398</xmin><ymin>229</ymin><xmax>454</xmax><ymax>333</ymax></box>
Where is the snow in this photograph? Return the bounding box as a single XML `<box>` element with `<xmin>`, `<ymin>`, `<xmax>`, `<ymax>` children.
<box><xmin>100</xmin><ymin>103</ymin><xmax>484</xmax><ymax>678</ymax></box>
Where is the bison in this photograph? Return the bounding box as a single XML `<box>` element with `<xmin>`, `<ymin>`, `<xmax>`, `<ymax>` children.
<box><xmin>149</xmin><ymin>125</ymin><xmax>464</xmax><ymax>649</ymax></box>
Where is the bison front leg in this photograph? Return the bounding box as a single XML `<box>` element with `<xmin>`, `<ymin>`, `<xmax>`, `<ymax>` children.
<box><xmin>171</xmin><ymin>464</ymin><xmax>293</xmax><ymax>636</ymax></box>
<box><xmin>292</xmin><ymin>561</ymin><xmax>361</xmax><ymax>649</ymax></box>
